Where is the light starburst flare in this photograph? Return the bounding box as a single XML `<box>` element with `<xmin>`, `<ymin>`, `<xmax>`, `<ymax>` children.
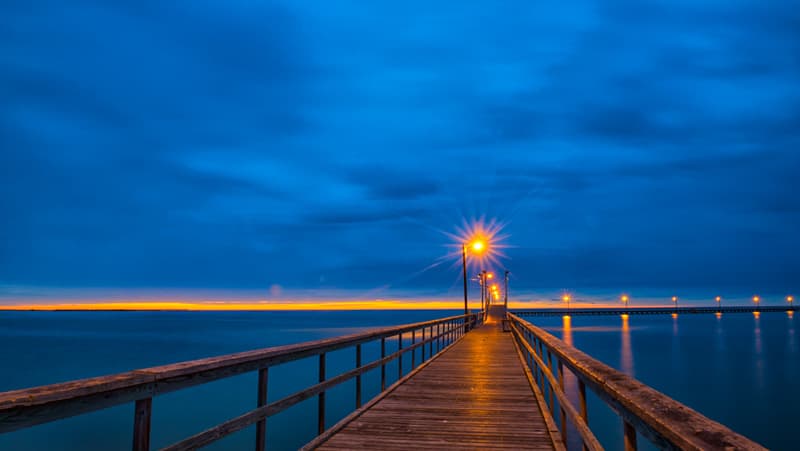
<box><xmin>445</xmin><ymin>216</ymin><xmax>510</xmax><ymax>272</ymax></box>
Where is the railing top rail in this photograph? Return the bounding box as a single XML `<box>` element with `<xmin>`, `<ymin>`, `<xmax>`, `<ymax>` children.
<box><xmin>0</xmin><ymin>313</ymin><xmax>475</xmax><ymax>412</ymax></box>
<box><xmin>507</xmin><ymin>313</ymin><xmax>767</xmax><ymax>451</ymax></box>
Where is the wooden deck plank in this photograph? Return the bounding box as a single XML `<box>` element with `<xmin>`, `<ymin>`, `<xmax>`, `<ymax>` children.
<box><xmin>315</xmin><ymin>307</ymin><xmax>556</xmax><ymax>450</ymax></box>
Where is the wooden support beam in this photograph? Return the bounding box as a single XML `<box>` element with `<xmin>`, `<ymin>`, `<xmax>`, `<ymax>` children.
<box><xmin>255</xmin><ymin>368</ymin><xmax>268</xmax><ymax>451</ymax></box>
<box><xmin>132</xmin><ymin>397</ymin><xmax>151</xmax><ymax>451</ymax></box>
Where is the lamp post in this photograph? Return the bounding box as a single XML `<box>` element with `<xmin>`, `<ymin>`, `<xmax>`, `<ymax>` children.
<box><xmin>621</xmin><ymin>295</ymin><xmax>629</xmax><ymax>312</ymax></box>
<box><xmin>461</xmin><ymin>244</ymin><xmax>469</xmax><ymax>315</ymax></box>
<box><xmin>672</xmin><ymin>296</ymin><xmax>678</xmax><ymax>313</ymax></box>
<box><xmin>504</xmin><ymin>270</ymin><xmax>509</xmax><ymax>309</ymax></box>
<box><xmin>788</xmin><ymin>295</ymin><xmax>794</xmax><ymax>310</ymax></box>
<box><xmin>715</xmin><ymin>296</ymin><xmax>722</xmax><ymax>311</ymax></box>
<box><xmin>476</xmin><ymin>273</ymin><xmax>484</xmax><ymax>314</ymax></box>
<box><xmin>753</xmin><ymin>295</ymin><xmax>760</xmax><ymax>309</ymax></box>
<box><xmin>563</xmin><ymin>294</ymin><xmax>571</xmax><ymax>316</ymax></box>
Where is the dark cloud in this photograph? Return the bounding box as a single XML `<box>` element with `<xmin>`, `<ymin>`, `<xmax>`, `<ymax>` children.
<box><xmin>1</xmin><ymin>0</ymin><xmax>799</xmax><ymax>300</ymax></box>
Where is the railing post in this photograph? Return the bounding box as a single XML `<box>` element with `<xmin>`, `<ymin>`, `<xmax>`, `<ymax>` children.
<box><xmin>421</xmin><ymin>327</ymin><xmax>426</xmax><ymax>362</ymax></box>
<box><xmin>547</xmin><ymin>351</ymin><xmax>555</xmax><ymax>413</ymax></box>
<box><xmin>255</xmin><ymin>368</ymin><xmax>268</xmax><ymax>451</ymax></box>
<box><xmin>398</xmin><ymin>333</ymin><xmax>403</xmax><ymax>380</ymax></box>
<box><xmin>579</xmin><ymin>379</ymin><xmax>588</xmax><ymax>451</ymax></box>
<box><xmin>538</xmin><ymin>340</ymin><xmax>546</xmax><ymax>393</ymax></box>
<box><xmin>624</xmin><ymin>420</ymin><xmax>637</xmax><ymax>451</ymax></box>
<box><xmin>411</xmin><ymin>329</ymin><xmax>416</xmax><ymax>369</ymax></box>
<box><xmin>355</xmin><ymin>344</ymin><xmax>362</xmax><ymax>408</ymax></box>
<box><xmin>380</xmin><ymin>337</ymin><xmax>386</xmax><ymax>391</ymax></box>
<box><xmin>318</xmin><ymin>353</ymin><xmax>326</xmax><ymax>435</ymax></box>
<box><xmin>437</xmin><ymin>323</ymin><xmax>441</xmax><ymax>353</ymax></box>
<box><xmin>558</xmin><ymin>360</ymin><xmax>566</xmax><ymax>444</ymax></box>
<box><xmin>132</xmin><ymin>398</ymin><xmax>152</xmax><ymax>451</ymax></box>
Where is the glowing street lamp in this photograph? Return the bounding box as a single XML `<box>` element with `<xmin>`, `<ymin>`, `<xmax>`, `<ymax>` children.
<box><xmin>753</xmin><ymin>295</ymin><xmax>760</xmax><ymax>306</ymax></box>
<box><xmin>788</xmin><ymin>295</ymin><xmax>794</xmax><ymax>309</ymax></box>
<box><xmin>475</xmin><ymin>273</ymin><xmax>485</xmax><ymax>313</ymax></box>
<box><xmin>489</xmin><ymin>284</ymin><xmax>499</xmax><ymax>306</ymax></box>
<box><xmin>621</xmin><ymin>294</ymin><xmax>629</xmax><ymax>309</ymax></box>
<box><xmin>462</xmin><ymin>238</ymin><xmax>488</xmax><ymax>315</ymax></box>
<box><xmin>715</xmin><ymin>296</ymin><xmax>722</xmax><ymax>309</ymax></box>
<box><xmin>563</xmin><ymin>294</ymin><xmax>571</xmax><ymax>315</ymax></box>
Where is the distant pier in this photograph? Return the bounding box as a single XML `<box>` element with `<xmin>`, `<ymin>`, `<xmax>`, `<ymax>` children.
<box><xmin>516</xmin><ymin>305</ymin><xmax>797</xmax><ymax>317</ymax></box>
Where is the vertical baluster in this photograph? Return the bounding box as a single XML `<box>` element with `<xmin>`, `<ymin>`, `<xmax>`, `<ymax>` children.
<box><xmin>579</xmin><ymin>379</ymin><xmax>589</xmax><ymax>451</ymax></box>
<box><xmin>558</xmin><ymin>360</ymin><xmax>566</xmax><ymax>444</ymax></box>
<box><xmin>411</xmin><ymin>329</ymin><xmax>416</xmax><ymax>369</ymax></box>
<box><xmin>318</xmin><ymin>353</ymin><xmax>326</xmax><ymax>435</ymax></box>
<box><xmin>421</xmin><ymin>327</ymin><xmax>426</xmax><ymax>362</ymax></box>
<box><xmin>381</xmin><ymin>337</ymin><xmax>386</xmax><ymax>391</ymax></box>
<box><xmin>538</xmin><ymin>340</ymin><xmax>546</xmax><ymax>394</ymax></box>
<box><xmin>398</xmin><ymin>332</ymin><xmax>403</xmax><ymax>380</ymax></box>
<box><xmin>255</xmin><ymin>368</ymin><xmax>268</xmax><ymax>451</ymax></box>
<box><xmin>132</xmin><ymin>398</ymin><xmax>152</xmax><ymax>451</ymax></box>
<box><xmin>547</xmin><ymin>351</ymin><xmax>555</xmax><ymax>413</ymax></box>
<box><xmin>624</xmin><ymin>421</ymin><xmax>637</xmax><ymax>451</ymax></box>
<box><xmin>355</xmin><ymin>344</ymin><xmax>362</xmax><ymax>408</ymax></box>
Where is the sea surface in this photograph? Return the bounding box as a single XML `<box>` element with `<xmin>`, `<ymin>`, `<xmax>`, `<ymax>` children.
<box><xmin>0</xmin><ymin>310</ymin><xmax>796</xmax><ymax>450</ymax></box>
<box><xmin>528</xmin><ymin>312</ymin><xmax>798</xmax><ymax>450</ymax></box>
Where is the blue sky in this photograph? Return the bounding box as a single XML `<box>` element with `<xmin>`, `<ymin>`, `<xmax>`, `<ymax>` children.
<box><xmin>1</xmin><ymin>1</ymin><xmax>798</xmax><ymax>305</ymax></box>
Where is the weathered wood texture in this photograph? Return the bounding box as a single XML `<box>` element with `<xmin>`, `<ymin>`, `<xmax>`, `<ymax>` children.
<box><xmin>315</xmin><ymin>306</ymin><xmax>555</xmax><ymax>450</ymax></box>
<box><xmin>508</xmin><ymin>313</ymin><xmax>768</xmax><ymax>451</ymax></box>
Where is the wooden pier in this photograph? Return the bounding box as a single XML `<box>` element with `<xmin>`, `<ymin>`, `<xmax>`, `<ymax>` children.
<box><xmin>516</xmin><ymin>305</ymin><xmax>797</xmax><ymax>317</ymax></box>
<box><xmin>0</xmin><ymin>306</ymin><xmax>769</xmax><ymax>450</ymax></box>
<box><xmin>310</xmin><ymin>305</ymin><xmax>558</xmax><ymax>450</ymax></box>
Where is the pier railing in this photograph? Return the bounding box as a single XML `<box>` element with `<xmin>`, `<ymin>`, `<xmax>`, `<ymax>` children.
<box><xmin>507</xmin><ymin>313</ymin><xmax>766</xmax><ymax>451</ymax></box>
<box><xmin>0</xmin><ymin>312</ymin><xmax>480</xmax><ymax>450</ymax></box>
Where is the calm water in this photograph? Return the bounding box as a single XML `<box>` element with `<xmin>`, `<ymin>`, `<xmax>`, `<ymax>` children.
<box><xmin>0</xmin><ymin>310</ymin><xmax>796</xmax><ymax>450</ymax></box>
<box><xmin>526</xmin><ymin>312</ymin><xmax>799</xmax><ymax>450</ymax></box>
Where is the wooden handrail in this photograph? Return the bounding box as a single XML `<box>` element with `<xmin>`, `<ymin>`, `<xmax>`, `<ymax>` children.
<box><xmin>507</xmin><ymin>313</ymin><xmax>766</xmax><ymax>451</ymax></box>
<box><xmin>0</xmin><ymin>312</ymin><xmax>480</xmax><ymax>450</ymax></box>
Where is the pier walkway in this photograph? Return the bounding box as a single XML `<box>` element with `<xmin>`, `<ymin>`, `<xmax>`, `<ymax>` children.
<box><xmin>313</xmin><ymin>306</ymin><xmax>558</xmax><ymax>450</ymax></box>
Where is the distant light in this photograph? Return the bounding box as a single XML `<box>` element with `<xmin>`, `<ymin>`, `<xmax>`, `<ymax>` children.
<box><xmin>753</xmin><ymin>296</ymin><xmax>760</xmax><ymax>303</ymax></box>
<box><xmin>486</xmin><ymin>272</ymin><xmax>494</xmax><ymax>279</ymax></box>
<box><xmin>715</xmin><ymin>296</ymin><xmax>722</xmax><ymax>302</ymax></box>
<box><xmin>788</xmin><ymin>296</ymin><xmax>794</xmax><ymax>302</ymax></box>
<box><xmin>563</xmin><ymin>295</ymin><xmax>571</xmax><ymax>302</ymax></box>
<box><xmin>672</xmin><ymin>296</ymin><xmax>678</xmax><ymax>302</ymax></box>
<box><xmin>471</xmin><ymin>240</ymin><xmax>486</xmax><ymax>253</ymax></box>
<box><xmin>671</xmin><ymin>313</ymin><xmax>678</xmax><ymax>319</ymax></box>
<box><xmin>621</xmin><ymin>295</ymin><xmax>629</xmax><ymax>302</ymax></box>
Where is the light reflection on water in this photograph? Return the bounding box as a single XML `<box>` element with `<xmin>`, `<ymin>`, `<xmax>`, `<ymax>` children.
<box><xmin>532</xmin><ymin>312</ymin><xmax>798</xmax><ymax>450</ymax></box>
